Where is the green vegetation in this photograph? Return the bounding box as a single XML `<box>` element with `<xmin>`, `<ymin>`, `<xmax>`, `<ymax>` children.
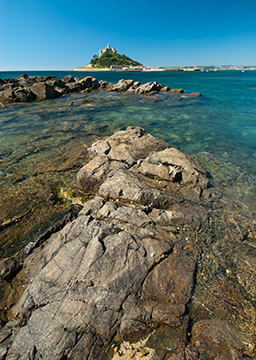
<box><xmin>90</xmin><ymin>52</ymin><xmax>143</xmax><ymax>68</ymax></box>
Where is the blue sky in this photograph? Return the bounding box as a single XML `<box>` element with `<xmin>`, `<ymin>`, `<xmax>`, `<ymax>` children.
<box><xmin>1</xmin><ymin>0</ymin><xmax>256</xmax><ymax>70</ymax></box>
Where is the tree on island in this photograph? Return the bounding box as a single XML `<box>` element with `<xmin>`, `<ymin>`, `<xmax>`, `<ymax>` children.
<box><xmin>89</xmin><ymin>51</ymin><xmax>143</xmax><ymax>68</ymax></box>
<box><xmin>90</xmin><ymin>55</ymin><xmax>99</xmax><ymax>66</ymax></box>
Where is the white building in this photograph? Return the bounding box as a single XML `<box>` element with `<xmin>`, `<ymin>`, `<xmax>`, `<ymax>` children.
<box><xmin>110</xmin><ymin>65</ymin><xmax>123</xmax><ymax>71</ymax></box>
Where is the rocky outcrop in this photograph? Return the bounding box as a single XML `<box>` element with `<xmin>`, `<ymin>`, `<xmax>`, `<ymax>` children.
<box><xmin>0</xmin><ymin>75</ymin><xmax>198</xmax><ymax>106</ymax></box>
<box><xmin>0</xmin><ymin>75</ymin><xmax>100</xmax><ymax>104</ymax></box>
<box><xmin>0</xmin><ymin>127</ymin><xmax>254</xmax><ymax>360</ymax></box>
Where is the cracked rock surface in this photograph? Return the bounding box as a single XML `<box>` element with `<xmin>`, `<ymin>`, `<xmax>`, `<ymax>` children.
<box><xmin>1</xmin><ymin>127</ymin><xmax>255</xmax><ymax>359</ymax></box>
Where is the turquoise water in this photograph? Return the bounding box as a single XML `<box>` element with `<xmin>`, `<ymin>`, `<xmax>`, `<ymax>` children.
<box><xmin>0</xmin><ymin>70</ymin><xmax>256</xmax><ymax>257</ymax></box>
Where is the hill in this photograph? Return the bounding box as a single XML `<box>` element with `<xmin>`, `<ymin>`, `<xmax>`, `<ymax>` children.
<box><xmin>89</xmin><ymin>51</ymin><xmax>143</xmax><ymax>68</ymax></box>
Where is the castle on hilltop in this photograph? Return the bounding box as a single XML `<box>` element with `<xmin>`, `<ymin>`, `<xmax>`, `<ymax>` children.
<box><xmin>99</xmin><ymin>44</ymin><xmax>117</xmax><ymax>56</ymax></box>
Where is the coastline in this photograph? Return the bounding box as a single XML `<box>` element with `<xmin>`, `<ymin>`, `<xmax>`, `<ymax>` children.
<box><xmin>73</xmin><ymin>67</ymin><xmax>111</xmax><ymax>71</ymax></box>
<box><xmin>0</xmin><ymin>74</ymin><xmax>201</xmax><ymax>106</ymax></box>
<box><xmin>0</xmin><ymin>72</ymin><xmax>256</xmax><ymax>359</ymax></box>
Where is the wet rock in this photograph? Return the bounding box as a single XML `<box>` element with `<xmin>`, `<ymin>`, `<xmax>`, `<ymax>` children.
<box><xmin>0</xmin><ymin>259</ymin><xmax>19</xmax><ymax>280</ymax></box>
<box><xmin>161</xmin><ymin>86</ymin><xmax>170</xmax><ymax>92</ymax></box>
<box><xmin>46</xmin><ymin>78</ymin><xmax>65</xmax><ymax>88</ymax></box>
<box><xmin>171</xmin><ymin>88</ymin><xmax>184</xmax><ymax>93</ymax></box>
<box><xmin>112</xmin><ymin>79</ymin><xmax>134</xmax><ymax>92</ymax></box>
<box><xmin>65</xmin><ymin>82</ymin><xmax>80</xmax><ymax>92</ymax></box>
<box><xmin>81</xmin><ymin>98</ymin><xmax>92</xmax><ymax>104</ymax></box>
<box><xmin>99</xmin><ymin>80</ymin><xmax>107</xmax><ymax>88</ymax></box>
<box><xmin>13</xmin><ymin>88</ymin><xmax>35</xmax><ymax>102</ymax></box>
<box><xmin>191</xmin><ymin>319</ymin><xmax>253</xmax><ymax>359</ymax></box>
<box><xmin>134</xmin><ymin>81</ymin><xmax>163</xmax><ymax>94</ymax></box>
<box><xmin>0</xmin><ymin>86</ymin><xmax>14</xmax><ymax>101</ymax></box>
<box><xmin>30</xmin><ymin>82</ymin><xmax>55</xmax><ymax>100</ymax></box>
<box><xmin>76</xmin><ymin>76</ymin><xmax>99</xmax><ymax>90</ymax></box>
<box><xmin>0</xmin><ymin>102</ymin><xmax>5</xmax><ymax>108</ymax></box>
<box><xmin>54</xmin><ymin>86</ymin><xmax>65</xmax><ymax>97</ymax></box>
<box><xmin>191</xmin><ymin>92</ymin><xmax>201</xmax><ymax>97</ymax></box>
<box><xmin>63</xmin><ymin>75</ymin><xmax>75</xmax><ymax>83</ymax></box>
<box><xmin>185</xmin><ymin>345</ymin><xmax>199</xmax><ymax>360</ymax></box>
<box><xmin>125</xmin><ymin>81</ymin><xmax>141</xmax><ymax>93</ymax></box>
<box><xmin>145</xmin><ymin>322</ymin><xmax>188</xmax><ymax>358</ymax></box>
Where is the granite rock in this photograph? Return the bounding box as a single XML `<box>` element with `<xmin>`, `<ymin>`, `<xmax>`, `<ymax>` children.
<box><xmin>30</xmin><ymin>82</ymin><xmax>55</xmax><ymax>100</ymax></box>
<box><xmin>1</xmin><ymin>127</ymin><xmax>254</xmax><ymax>360</ymax></box>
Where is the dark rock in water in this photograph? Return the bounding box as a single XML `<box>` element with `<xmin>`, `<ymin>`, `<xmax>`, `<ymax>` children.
<box><xmin>54</xmin><ymin>86</ymin><xmax>65</xmax><ymax>97</ymax></box>
<box><xmin>134</xmin><ymin>81</ymin><xmax>163</xmax><ymax>94</ymax></box>
<box><xmin>17</xmin><ymin>74</ymin><xmax>29</xmax><ymax>81</ymax></box>
<box><xmin>46</xmin><ymin>78</ymin><xmax>65</xmax><ymax>88</ymax></box>
<box><xmin>171</xmin><ymin>88</ymin><xmax>184</xmax><ymax>93</ymax></box>
<box><xmin>191</xmin><ymin>319</ymin><xmax>252</xmax><ymax>359</ymax></box>
<box><xmin>65</xmin><ymin>82</ymin><xmax>80</xmax><ymax>93</ymax></box>
<box><xmin>0</xmin><ymin>259</ymin><xmax>19</xmax><ymax>281</ymax></box>
<box><xmin>81</xmin><ymin>98</ymin><xmax>92</xmax><ymax>104</ymax></box>
<box><xmin>30</xmin><ymin>82</ymin><xmax>55</xmax><ymax>100</ymax></box>
<box><xmin>0</xmin><ymin>86</ymin><xmax>14</xmax><ymax>101</ymax></box>
<box><xmin>13</xmin><ymin>88</ymin><xmax>35</xmax><ymax>102</ymax></box>
<box><xmin>161</xmin><ymin>86</ymin><xmax>170</xmax><ymax>92</ymax></box>
<box><xmin>0</xmin><ymin>127</ymin><xmax>254</xmax><ymax>360</ymax></box>
<box><xmin>111</xmin><ymin>79</ymin><xmax>134</xmax><ymax>92</ymax></box>
<box><xmin>126</xmin><ymin>81</ymin><xmax>141</xmax><ymax>93</ymax></box>
<box><xmin>191</xmin><ymin>92</ymin><xmax>201</xmax><ymax>97</ymax></box>
<box><xmin>99</xmin><ymin>80</ymin><xmax>107</xmax><ymax>88</ymax></box>
<box><xmin>63</xmin><ymin>75</ymin><xmax>75</xmax><ymax>83</ymax></box>
<box><xmin>75</xmin><ymin>76</ymin><xmax>99</xmax><ymax>90</ymax></box>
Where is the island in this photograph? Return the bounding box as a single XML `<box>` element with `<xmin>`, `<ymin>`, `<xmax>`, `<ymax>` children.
<box><xmin>73</xmin><ymin>44</ymin><xmax>165</xmax><ymax>72</ymax></box>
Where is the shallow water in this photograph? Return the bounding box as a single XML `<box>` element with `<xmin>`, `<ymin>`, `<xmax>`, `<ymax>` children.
<box><xmin>0</xmin><ymin>71</ymin><xmax>256</xmax><ymax>259</ymax></box>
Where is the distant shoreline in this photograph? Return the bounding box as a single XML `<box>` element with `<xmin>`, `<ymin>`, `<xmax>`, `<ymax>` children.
<box><xmin>73</xmin><ymin>67</ymin><xmax>111</xmax><ymax>72</ymax></box>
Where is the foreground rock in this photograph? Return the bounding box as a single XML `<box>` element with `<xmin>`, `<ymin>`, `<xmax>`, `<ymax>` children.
<box><xmin>0</xmin><ymin>127</ymin><xmax>255</xmax><ymax>359</ymax></box>
<box><xmin>0</xmin><ymin>75</ymin><xmax>194</xmax><ymax>105</ymax></box>
<box><xmin>0</xmin><ymin>75</ymin><xmax>100</xmax><ymax>104</ymax></box>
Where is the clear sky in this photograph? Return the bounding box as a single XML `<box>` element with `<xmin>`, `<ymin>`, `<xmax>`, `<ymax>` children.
<box><xmin>1</xmin><ymin>0</ymin><xmax>256</xmax><ymax>70</ymax></box>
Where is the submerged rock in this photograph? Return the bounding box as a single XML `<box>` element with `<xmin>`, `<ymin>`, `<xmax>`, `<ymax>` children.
<box><xmin>1</xmin><ymin>127</ymin><xmax>255</xmax><ymax>360</ymax></box>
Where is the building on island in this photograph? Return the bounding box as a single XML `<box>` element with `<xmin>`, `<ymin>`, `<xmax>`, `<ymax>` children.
<box><xmin>182</xmin><ymin>66</ymin><xmax>200</xmax><ymax>71</ymax></box>
<box><xmin>99</xmin><ymin>44</ymin><xmax>117</xmax><ymax>56</ymax></box>
<box><xmin>110</xmin><ymin>65</ymin><xmax>123</xmax><ymax>71</ymax></box>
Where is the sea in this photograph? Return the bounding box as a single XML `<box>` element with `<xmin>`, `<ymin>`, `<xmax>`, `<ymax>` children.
<box><xmin>0</xmin><ymin>70</ymin><xmax>256</xmax><ymax>258</ymax></box>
